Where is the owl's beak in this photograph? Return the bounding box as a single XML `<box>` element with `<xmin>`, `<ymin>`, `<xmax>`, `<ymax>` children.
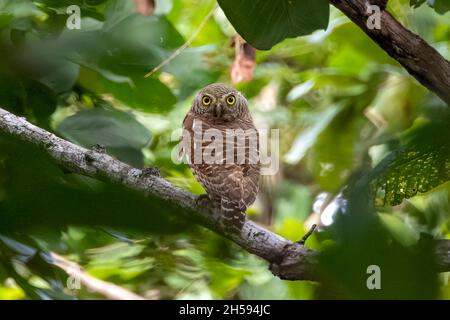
<box><xmin>213</xmin><ymin>103</ymin><xmax>223</xmax><ymax>118</ymax></box>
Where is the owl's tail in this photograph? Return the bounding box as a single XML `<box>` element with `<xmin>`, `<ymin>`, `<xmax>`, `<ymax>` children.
<box><xmin>220</xmin><ymin>198</ymin><xmax>246</xmax><ymax>233</ymax></box>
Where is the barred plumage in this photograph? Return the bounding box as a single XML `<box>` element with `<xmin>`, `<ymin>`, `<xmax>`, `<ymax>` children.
<box><xmin>180</xmin><ymin>83</ymin><xmax>260</xmax><ymax>232</ymax></box>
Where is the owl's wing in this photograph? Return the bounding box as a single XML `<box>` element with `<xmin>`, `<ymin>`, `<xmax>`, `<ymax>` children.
<box><xmin>179</xmin><ymin>112</ymin><xmax>194</xmax><ymax>162</ymax></box>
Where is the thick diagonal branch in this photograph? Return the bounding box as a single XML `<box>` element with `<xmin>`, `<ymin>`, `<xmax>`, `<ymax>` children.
<box><xmin>0</xmin><ymin>107</ymin><xmax>317</xmax><ymax>281</ymax></box>
<box><xmin>330</xmin><ymin>0</ymin><xmax>450</xmax><ymax>105</ymax></box>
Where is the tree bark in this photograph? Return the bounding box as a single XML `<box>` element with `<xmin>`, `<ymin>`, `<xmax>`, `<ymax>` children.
<box><xmin>329</xmin><ymin>0</ymin><xmax>450</xmax><ymax>105</ymax></box>
<box><xmin>1</xmin><ymin>107</ymin><xmax>449</xmax><ymax>280</ymax></box>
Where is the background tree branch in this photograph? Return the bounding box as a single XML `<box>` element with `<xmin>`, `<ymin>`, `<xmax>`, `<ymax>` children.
<box><xmin>0</xmin><ymin>107</ymin><xmax>317</xmax><ymax>281</ymax></box>
<box><xmin>50</xmin><ymin>252</ymin><xmax>148</xmax><ymax>300</ymax></box>
<box><xmin>1</xmin><ymin>107</ymin><xmax>449</xmax><ymax>281</ymax></box>
<box><xmin>329</xmin><ymin>0</ymin><xmax>450</xmax><ymax>105</ymax></box>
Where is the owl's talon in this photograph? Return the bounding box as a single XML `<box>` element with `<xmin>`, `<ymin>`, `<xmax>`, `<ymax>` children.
<box><xmin>195</xmin><ymin>194</ymin><xmax>211</xmax><ymax>207</ymax></box>
<box><xmin>92</xmin><ymin>144</ymin><xmax>106</xmax><ymax>153</ymax></box>
<box><xmin>141</xmin><ymin>167</ymin><xmax>160</xmax><ymax>177</ymax></box>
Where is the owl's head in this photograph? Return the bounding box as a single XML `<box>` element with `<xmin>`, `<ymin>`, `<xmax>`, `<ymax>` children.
<box><xmin>191</xmin><ymin>83</ymin><xmax>250</xmax><ymax>121</ymax></box>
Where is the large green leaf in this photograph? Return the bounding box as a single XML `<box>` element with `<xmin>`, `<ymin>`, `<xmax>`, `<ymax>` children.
<box><xmin>434</xmin><ymin>0</ymin><xmax>450</xmax><ymax>13</ymax></box>
<box><xmin>0</xmin><ymin>0</ymin><xmax>38</xmax><ymax>19</ymax></box>
<box><xmin>312</xmin><ymin>106</ymin><xmax>356</xmax><ymax>192</ymax></box>
<box><xmin>23</xmin><ymin>80</ymin><xmax>57</xmax><ymax>123</ymax></box>
<box><xmin>78</xmin><ymin>66</ymin><xmax>177</xmax><ymax>113</ymax></box>
<box><xmin>57</xmin><ymin>106</ymin><xmax>150</xmax><ymax>149</ymax></box>
<box><xmin>217</xmin><ymin>0</ymin><xmax>330</xmax><ymax>50</ymax></box>
<box><xmin>59</xmin><ymin>2</ymin><xmax>183</xmax><ymax>112</ymax></box>
<box><xmin>57</xmin><ymin>106</ymin><xmax>151</xmax><ymax>167</ymax></box>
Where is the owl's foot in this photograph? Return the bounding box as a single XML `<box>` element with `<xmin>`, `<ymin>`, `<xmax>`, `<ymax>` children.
<box><xmin>195</xmin><ymin>194</ymin><xmax>213</xmax><ymax>207</ymax></box>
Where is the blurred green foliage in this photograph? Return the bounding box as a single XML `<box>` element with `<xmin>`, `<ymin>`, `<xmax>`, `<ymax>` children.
<box><xmin>0</xmin><ymin>0</ymin><xmax>449</xmax><ymax>300</ymax></box>
<box><xmin>411</xmin><ymin>0</ymin><xmax>450</xmax><ymax>14</ymax></box>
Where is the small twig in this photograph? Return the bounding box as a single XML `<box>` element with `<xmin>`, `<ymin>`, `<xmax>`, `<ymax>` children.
<box><xmin>144</xmin><ymin>5</ymin><xmax>217</xmax><ymax>78</ymax></box>
<box><xmin>297</xmin><ymin>224</ymin><xmax>317</xmax><ymax>245</ymax></box>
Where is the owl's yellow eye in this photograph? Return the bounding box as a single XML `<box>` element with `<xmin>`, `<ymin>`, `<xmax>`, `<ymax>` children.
<box><xmin>226</xmin><ymin>95</ymin><xmax>236</xmax><ymax>106</ymax></box>
<box><xmin>202</xmin><ymin>96</ymin><xmax>212</xmax><ymax>106</ymax></box>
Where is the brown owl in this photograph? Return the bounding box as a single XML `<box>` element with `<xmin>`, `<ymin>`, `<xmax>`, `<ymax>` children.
<box><xmin>180</xmin><ymin>83</ymin><xmax>260</xmax><ymax>232</ymax></box>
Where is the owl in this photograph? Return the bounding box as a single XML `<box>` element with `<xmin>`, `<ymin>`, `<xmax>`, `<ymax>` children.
<box><xmin>180</xmin><ymin>83</ymin><xmax>260</xmax><ymax>233</ymax></box>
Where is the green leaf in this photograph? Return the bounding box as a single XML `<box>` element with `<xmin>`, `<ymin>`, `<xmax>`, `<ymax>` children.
<box><xmin>0</xmin><ymin>13</ymin><xmax>13</xmax><ymax>29</ymax></box>
<box><xmin>104</xmin><ymin>0</ymin><xmax>184</xmax><ymax>49</ymax></box>
<box><xmin>57</xmin><ymin>106</ymin><xmax>151</xmax><ymax>150</ymax></box>
<box><xmin>434</xmin><ymin>0</ymin><xmax>450</xmax><ymax>14</ymax></box>
<box><xmin>11</xmin><ymin>38</ymin><xmax>80</xmax><ymax>94</ymax></box>
<box><xmin>312</xmin><ymin>106</ymin><xmax>355</xmax><ymax>192</ymax></box>
<box><xmin>61</xmin><ymin>3</ymin><xmax>183</xmax><ymax>112</ymax></box>
<box><xmin>37</xmin><ymin>61</ymin><xmax>79</xmax><ymax>94</ymax></box>
<box><xmin>0</xmin><ymin>0</ymin><xmax>38</xmax><ymax>19</ymax></box>
<box><xmin>217</xmin><ymin>0</ymin><xmax>330</xmax><ymax>50</ymax></box>
<box><xmin>85</xmin><ymin>0</ymin><xmax>108</xmax><ymax>5</ymax></box>
<box><xmin>371</xmin><ymin>119</ymin><xmax>450</xmax><ymax>206</ymax></box>
<box><xmin>163</xmin><ymin>46</ymin><xmax>222</xmax><ymax>99</ymax></box>
<box><xmin>410</xmin><ymin>0</ymin><xmax>450</xmax><ymax>14</ymax></box>
<box><xmin>24</xmin><ymin>80</ymin><xmax>57</xmax><ymax>122</ymax></box>
<box><xmin>78</xmin><ymin>66</ymin><xmax>177</xmax><ymax>112</ymax></box>
<box><xmin>0</xmin><ymin>69</ymin><xmax>26</xmax><ymax>114</ymax></box>
<box><xmin>378</xmin><ymin>213</ymin><xmax>420</xmax><ymax>246</ymax></box>
<box><xmin>410</xmin><ymin>0</ymin><xmax>426</xmax><ymax>9</ymax></box>
<box><xmin>285</xmin><ymin>105</ymin><xmax>340</xmax><ymax>164</ymax></box>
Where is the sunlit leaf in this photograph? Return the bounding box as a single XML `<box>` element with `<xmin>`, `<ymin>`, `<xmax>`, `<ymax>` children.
<box><xmin>372</xmin><ymin>119</ymin><xmax>450</xmax><ymax>206</ymax></box>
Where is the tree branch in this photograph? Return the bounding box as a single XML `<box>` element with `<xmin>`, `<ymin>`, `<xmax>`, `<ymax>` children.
<box><xmin>50</xmin><ymin>252</ymin><xmax>148</xmax><ymax>300</ymax></box>
<box><xmin>1</xmin><ymin>107</ymin><xmax>449</xmax><ymax>280</ymax></box>
<box><xmin>0</xmin><ymin>107</ymin><xmax>317</xmax><ymax>281</ymax></box>
<box><xmin>329</xmin><ymin>0</ymin><xmax>450</xmax><ymax>105</ymax></box>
